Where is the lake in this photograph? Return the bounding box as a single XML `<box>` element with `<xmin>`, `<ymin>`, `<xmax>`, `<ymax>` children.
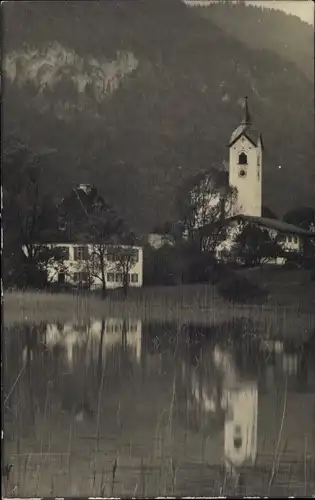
<box><xmin>3</xmin><ymin>317</ymin><xmax>315</xmax><ymax>497</ymax></box>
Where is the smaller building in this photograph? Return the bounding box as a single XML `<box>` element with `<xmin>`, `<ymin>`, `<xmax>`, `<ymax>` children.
<box><xmin>22</xmin><ymin>242</ymin><xmax>143</xmax><ymax>289</ymax></box>
<box><xmin>200</xmin><ymin>215</ymin><xmax>314</xmax><ymax>266</ymax></box>
<box><xmin>147</xmin><ymin>232</ymin><xmax>176</xmax><ymax>250</ymax></box>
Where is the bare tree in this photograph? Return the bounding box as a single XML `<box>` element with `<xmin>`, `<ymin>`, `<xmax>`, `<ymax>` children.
<box><xmin>84</xmin><ymin>243</ymin><xmax>111</xmax><ymax>295</ymax></box>
<box><xmin>78</xmin><ymin>208</ymin><xmax>128</xmax><ymax>295</ymax></box>
<box><xmin>114</xmin><ymin>247</ymin><xmax>138</xmax><ymax>297</ymax></box>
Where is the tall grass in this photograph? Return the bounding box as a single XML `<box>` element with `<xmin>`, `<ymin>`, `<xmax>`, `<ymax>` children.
<box><xmin>4</xmin><ymin>287</ymin><xmax>315</xmax><ymax>344</ymax></box>
<box><xmin>4</xmin><ymin>290</ymin><xmax>314</xmax><ymax>340</ymax></box>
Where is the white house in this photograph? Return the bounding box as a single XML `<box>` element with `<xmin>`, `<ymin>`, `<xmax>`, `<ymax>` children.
<box><xmin>22</xmin><ymin>242</ymin><xmax>143</xmax><ymax>289</ymax></box>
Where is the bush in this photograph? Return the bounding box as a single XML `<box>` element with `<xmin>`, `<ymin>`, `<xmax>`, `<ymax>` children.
<box><xmin>184</xmin><ymin>250</ymin><xmax>216</xmax><ymax>284</ymax></box>
<box><xmin>208</xmin><ymin>262</ymin><xmax>230</xmax><ymax>285</ymax></box>
<box><xmin>216</xmin><ymin>273</ymin><xmax>268</xmax><ymax>304</ymax></box>
<box><xmin>283</xmin><ymin>260</ymin><xmax>301</xmax><ymax>270</ymax></box>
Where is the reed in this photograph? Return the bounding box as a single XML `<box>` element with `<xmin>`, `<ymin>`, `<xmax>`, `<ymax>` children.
<box><xmin>4</xmin><ymin>291</ymin><xmax>314</xmax><ymax>341</ymax></box>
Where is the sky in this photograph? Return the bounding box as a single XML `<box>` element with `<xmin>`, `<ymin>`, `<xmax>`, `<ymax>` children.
<box><xmin>183</xmin><ymin>0</ymin><xmax>314</xmax><ymax>25</ymax></box>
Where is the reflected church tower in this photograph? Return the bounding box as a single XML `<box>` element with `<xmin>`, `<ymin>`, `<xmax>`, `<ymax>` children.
<box><xmin>223</xmin><ymin>383</ymin><xmax>258</xmax><ymax>471</ymax></box>
<box><xmin>213</xmin><ymin>345</ymin><xmax>258</xmax><ymax>472</ymax></box>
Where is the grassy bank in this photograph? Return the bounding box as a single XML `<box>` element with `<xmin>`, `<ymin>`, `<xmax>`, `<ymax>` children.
<box><xmin>3</xmin><ymin>287</ymin><xmax>314</xmax><ymax>340</ymax></box>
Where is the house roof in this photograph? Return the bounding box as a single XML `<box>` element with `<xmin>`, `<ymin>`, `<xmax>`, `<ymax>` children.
<box><xmin>29</xmin><ymin>241</ymin><xmax>142</xmax><ymax>248</ymax></box>
<box><xmin>229</xmin><ymin>215</ymin><xmax>315</xmax><ymax>237</ymax></box>
<box><xmin>199</xmin><ymin>215</ymin><xmax>315</xmax><ymax>238</ymax></box>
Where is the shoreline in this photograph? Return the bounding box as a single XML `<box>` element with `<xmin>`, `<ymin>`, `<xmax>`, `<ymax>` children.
<box><xmin>3</xmin><ymin>290</ymin><xmax>314</xmax><ymax>340</ymax></box>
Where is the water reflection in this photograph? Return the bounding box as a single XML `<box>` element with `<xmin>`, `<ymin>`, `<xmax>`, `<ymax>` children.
<box><xmin>21</xmin><ymin>318</ymin><xmax>142</xmax><ymax>368</ymax></box>
<box><xmin>3</xmin><ymin>318</ymin><xmax>315</xmax><ymax>496</ymax></box>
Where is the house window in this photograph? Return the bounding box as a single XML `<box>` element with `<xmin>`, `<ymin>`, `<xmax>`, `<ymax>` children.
<box><xmin>107</xmin><ymin>249</ymin><xmax>123</xmax><ymax>262</ymax></box>
<box><xmin>133</xmin><ymin>249</ymin><xmax>139</xmax><ymax>262</ymax></box>
<box><xmin>73</xmin><ymin>246</ymin><xmax>88</xmax><ymax>261</ymax></box>
<box><xmin>257</xmin><ymin>155</ymin><xmax>260</xmax><ymax>166</ymax></box>
<box><xmin>107</xmin><ymin>273</ymin><xmax>115</xmax><ymax>282</ymax></box>
<box><xmin>115</xmin><ymin>273</ymin><xmax>123</xmax><ymax>283</ymax></box>
<box><xmin>293</xmin><ymin>236</ymin><xmax>298</xmax><ymax>244</ymax></box>
<box><xmin>107</xmin><ymin>251</ymin><xmax>116</xmax><ymax>262</ymax></box>
<box><xmin>239</xmin><ymin>168</ymin><xmax>247</xmax><ymax>178</ymax></box>
<box><xmin>287</xmin><ymin>235</ymin><xmax>292</xmax><ymax>243</ymax></box>
<box><xmin>131</xmin><ymin>273</ymin><xmax>138</xmax><ymax>283</ymax></box>
<box><xmin>238</xmin><ymin>152</ymin><xmax>248</xmax><ymax>165</ymax></box>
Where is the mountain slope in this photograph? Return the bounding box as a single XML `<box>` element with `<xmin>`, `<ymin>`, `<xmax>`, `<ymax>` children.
<box><xmin>3</xmin><ymin>0</ymin><xmax>314</xmax><ymax>232</ymax></box>
<box><xmin>194</xmin><ymin>1</ymin><xmax>314</xmax><ymax>81</ymax></box>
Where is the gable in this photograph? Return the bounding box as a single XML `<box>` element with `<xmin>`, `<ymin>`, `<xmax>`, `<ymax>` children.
<box><xmin>229</xmin><ymin>124</ymin><xmax>262</xmax><ymax>149</ymax></box>
<box><xmin>231</xmin><ymin>134</ymin><xmax>257</xmax><ymax>151</ymax></box>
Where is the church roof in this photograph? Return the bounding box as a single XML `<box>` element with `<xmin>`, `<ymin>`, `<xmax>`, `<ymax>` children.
<box><xmin>229</xmin><ymin>97</ymin><xmax>263</xmax><ymax>149</ymax></box>
<box><xmin>229</xmin><ymin>215</ymin><xmax>315</xmax><ymax>237</ymax></box>
<box><xmin>198</xmin><ymin>215</ymin><xmax>315</xmax><ymax>238</ymax></box>
<box><xmin>229</xmin><ymin>124</ymin><xmax>262</xmax><ymax>148</ymax></box>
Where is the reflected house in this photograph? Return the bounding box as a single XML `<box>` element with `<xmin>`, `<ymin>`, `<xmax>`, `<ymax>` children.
<box><xmin>37</xmin><ymin>318</ymin><xmax>142</xmax><ymax>367</ymax></box>
<box><xmin>260</xmin><ymin>339</ymin><xmax>314</xmax><ymax>388</ymax></box>
<box><xmin>180</xmin><ymin>351</ymin><xmax>225</xmax><ymax>435</ymax></box>
<box><xmin>89</xmin><ymin>318</ymin><xmax>142</xmax><ymax>364</ymax></box>
<box><xmin>44</xmin><ymin>322</ymin><xmax>89</xmax><ymax>365</ymax></box>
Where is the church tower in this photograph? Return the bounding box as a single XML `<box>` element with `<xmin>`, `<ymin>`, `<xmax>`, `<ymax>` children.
<box><xmin>228</xmin><ymin>97</ymin><xmax>263</xmax><ymax>217</ymax></box>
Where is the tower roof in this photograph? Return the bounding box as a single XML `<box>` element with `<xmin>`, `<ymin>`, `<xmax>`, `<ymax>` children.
<box><xmin>229</xmin><ymin>97</ymin><xmax>263</xmax><ymax>149</ymax></box>
<box><xmin>241</xmin><ymin>96</ymin><xmax>251</xmax><ymax>125</ymax></box>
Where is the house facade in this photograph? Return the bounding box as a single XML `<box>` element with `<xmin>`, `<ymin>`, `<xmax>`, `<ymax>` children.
<box><xmin>213</xmin><ymin>215</ymin><xmax>311</xmax><ymax>265</ymax></box>
<box><xmin>22</xmin><ymin>243</ymin><xmax>143</xmax><ymax>289</ymax></box>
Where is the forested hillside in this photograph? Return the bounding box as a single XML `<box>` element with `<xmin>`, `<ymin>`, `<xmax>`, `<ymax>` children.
<box><xmin>3</xmin><ymin>0</ymin><xmax>314</xmax><ymax>232</ymax></box>
<box><xmin>196</xmin><ymin>1</ymin><xmax>313</xmax><ymax>81</ymax></box>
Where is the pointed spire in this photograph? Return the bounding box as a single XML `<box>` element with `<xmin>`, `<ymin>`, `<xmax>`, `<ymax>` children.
<box><xmin>241</xmin><ymin>96</ymin><xmax>252</xmax><ymax>125</ymax></box>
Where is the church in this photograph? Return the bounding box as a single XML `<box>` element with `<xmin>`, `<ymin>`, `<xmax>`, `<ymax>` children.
<box><xmin>201</xmin><ymin>97</ymin><xmax>314</xmax><ymax>265</ymax></box>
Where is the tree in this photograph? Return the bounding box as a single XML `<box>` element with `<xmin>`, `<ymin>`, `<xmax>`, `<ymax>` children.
<box><xmin>59</xmin><ymin>184</ymin><xmax>131</xmax><ymax>294</ymax></box>
<box><xmin>233</xmin><ymin>223</ymin><xmax>283</xmax><ymax>267</ymax></box>
<box><xmin>3</xmin><ymin>137</ymin><xmax>63</xmax><ymax>288</ymax></box>
<box><xmin>177</xmin><ymin>168</ymin><xmax>237</xmax><ymax>252</ymax></box>
<box><xmin>82</xmin><ymin>210</ymin><xmax>131</xmax><ymax>295</ymax></box>
<box><xmin>114</xmin><ymin>246</ymin><xmax>138</xmax><ymax>297</ymax></box>
<box><xmin>283</xmin><ymin>206</ymin><xmax>315</xmax><ymax>231</ymax></box>
<box><xmin>21</xmin><ymin>244</ymin><xmax>68</xmax><ymax>288</ymax></box>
